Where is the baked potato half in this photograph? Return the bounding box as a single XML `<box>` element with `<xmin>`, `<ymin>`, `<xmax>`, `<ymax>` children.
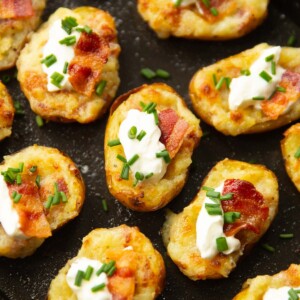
<box><xmin>0</xmin><ymin>81</ymin><xmax>14</xmax><ymax>141</ymax></box>
<box><xmin>0</xmin><ymin>0</ymin><xmax>46</xmax><ymax>70</ymax></box>
<box><xmin>105</xmin><ymin>83</ymin><xmax>201</xmax><ymax>211</ymax></box>
<box><xmin>0</xmin><ymin>145</ymin><xmax>85</xmax><ymax>258</ymax></box>
<box><xmin>17</xmin><ymin>6</ymin><xmax>120</xmax><ymax>123</ymax></box>
<box><xmin>233</xmin><ymin>264</ymin><xmax>300</xmax><ymax>299</ymax></box>
<box><xmin>137</xmin><ymin>0</ymin><xmax>269</xmax><ymax>40</ymax></box>
<box><xmin>190</xmin><ymin>43</ymin><xmax>300</xmax><ymax>135</ymax></box>
<box><xmin>162</xmin><ymin>159</ymin><xmax>278</xmax><ymax>280</ymax></box>
<box><xmin>48</xmin><ymin>225</ymin><xmax>165</xmax><ymax>300</ymax></box>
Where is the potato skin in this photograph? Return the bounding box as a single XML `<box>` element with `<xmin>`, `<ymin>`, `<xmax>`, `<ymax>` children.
<box><xmin>105</xmin><ymin>83</ymin><xmax>201</xmax><ymax>211</ymax></box>
<box><xmin>137</xmin><ymin>0</ymin><xmax>268</xmax><ymax>40</ymax></box>
<box><xmin>190</xmin><ymin>43</ymin><xmax>300</xmax><ymax>136</ymax></box>
<box><xmin>281</xmin><ymin>123</ymin><xmax>300</xmax><ymax>192</ymax></box>
<box><xmin>162</xmin><ymin>159</ymin><xmax>278</xmax><ymax>280</ymax></box>
<box><xmin>17</xmin><ymin>7</ymin><xmax>120</xmax><ymax>123</ymax></box>
<box><xmin>0</xmin><ymin>145</ymin><xmax>85</xmax><ymax>258</ymax></box>
<box><xmin>0</xmin><ymin>81</ymin><xmax>14</xmax><ymax>141</ymax></box>
<box><xmin>0</xmin><ymin>0</ymin><xmax>46</xmax><ymax>71</ymax></box>
<box><xmin>233</xmin><ymin>264</ymin><xmax>300</xmax><ymax>300</ymax></box>
<box><xmin>48</xmin><ymin>225</ymin><xmax>166</xmax><ymax>300</ymax></box>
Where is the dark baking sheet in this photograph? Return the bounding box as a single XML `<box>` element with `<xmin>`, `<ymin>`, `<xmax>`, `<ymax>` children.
<box><xmin>0</xmin><ymin>0</ymin><xmax>300</xmax><ymax>299</ymax></box>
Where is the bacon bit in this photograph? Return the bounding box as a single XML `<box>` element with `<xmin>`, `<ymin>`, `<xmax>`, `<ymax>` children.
<box><xmin>56</xmin><ymin>178</ymin><xmax>68</xmax><ymax>194</ymax></box>
<box><xmin>107</xmin><ymin>250</ymin><xmax>137</xmax><ymax>300</ymax></box>
<box><xmin>68</xmin><ymin>32</ymin><xmax>110</xmax><ymax>97</ymax></box>
<box><xmin>221</xmin><ymin>179</ymin><xmax>269</xmax><ymax>236</ymax></box>
<box><xmin>8</xmin><ymin>176</ymin><xmax>51</xmax><ymax>238</ymax></box>
<box><xmin>158</xmin><ymin>109</ymin><xmax>189</xmax><ymax>158</ymax></box>
<box><xmin>0</xmin><ymin>0</ymin><xmax>33</xmax><ymax>19</ymax></box>
<box><xmin>261</xmin><ymin>71</ymin><xmax>300</xmax><ymax>120</ymax></box>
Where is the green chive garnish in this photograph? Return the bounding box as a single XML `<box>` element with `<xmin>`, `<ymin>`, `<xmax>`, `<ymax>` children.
<box><xmin>74</xmin><ymin>270</ymin><xmax>84</xmax><ymax>287</ymax></box>
<box><xmin>116</xmin><ymin>154</ymin><xmax>127</xmax><ymax>163</ymax></box>
<box><xmin>145</xmin><ymin>172</ymin><xmax>153</xmax><ymax>179</ymax></box>
<box><xmin>279</xmin><ymin>233</ymin><xmax>294</xmax><ymax>239</ymax></box>
<box><xmin>224</xmin><ymin>211</ymin><xmax>241</xmax><ymax>223</ymax></box>
<box><xmin>91</xmin><ymin>283</ymin><xmax>106</xmax><ymax>292</ymax></box>
<box><xmin>36</xmin><ymin>115</ymin><xmax>44</xmax><ymax>127</ymax></box>
<box><xmin>265</xmin><ymin>54</ymin><xmax>274</xmax><ymax>62</ymax></box>
<box><xmin>14</xmin><ymin>101</ymin><xmax>25</xmax><ymax>115</ymax></box>
<box><xmin>36</xmin><ymin>175</ymin><xmax>41</xmax><ymax>188</ymax></box>
<box><xmin>294</xmin><ymin>147</ymin><xmax>300</xmax><ymax>158</ymax></box>
<box><xmin>2</xmin><ymin>75</ymin><xmax>11</xmax><ymax>83</ymax></box>
<box><xmin>96</xmin><ymin>80</ymin><xmax>107</xmax><ymax>96</ymax></box>
<box><xmin>50</xmin><ymin>72</ymin><xmax>64</xmax><ymax>88</ymax></box>
<box><xmin>141</xmin><ymin>68</ymin><xmax>156</xmax><ymax>79</ymax></box>
<box><xmin>215</xmin><ymin>77</ymin><xmax>225</xmax><ymax>90</ymax></box>
<box><xmin>212</xmin><ymin>74</ymin><xmax>217</xmax><ymax>86</ymax></box>
<box><xmin>271</xmin><ymin>61</ymin><xmax>276</xmax><ymax>75</ymax></box>
<box><xmin>261</xmin><ymin>243</ymin><xmax>275</xmax><ymax>252</ymax></box>
<box><xmin>225</xmin><ymin>77</ymin><xmax>231</xmax><ymax>89</ymax></box>
<box><xmin>127</xmin><ymin>154</ymin><xmax>139</xmax><ymax>166</ymax></box>
<box><xmin>19</xmin><ymin>162</ymin><xmax>24</xmax><ymax>173</ymax></box>
<box><xmin>61</xmin><ymin>16</ymin><xmax>78</xmax><ymax>35</ymax></box>
<box><xmin>137</xmin><ymin>130</ymin><xmax>146</xmax><ymax>141</ymax></box>
<box><xmin>202</xmin><ymin>186</ymin><xmax>214</xmax><ymax>191</ymax></box>
<box><xmin>120</xmin><ymin>164</ymin><xmax>129</xmax><ymax>180</ymax></box>
<box><xmin>30</xmin><ymin>166</ymin><xmax>37</xmax><ymax>173</ymax></box>
<box><xmin>128</xmin><ymin>126</ymin><xmax>137</xmax><ymax>139</ymax></box>
<box><xmin>156</xmin><ymin>150</ymin><xmax>171</xmax><ymax>163</ymax></box>
<box><xmin>143</xmin><ymin>102</ymin><xmax>157</xmax><ymax>113</ymax></box>
<box><xmin>16</xmin><ymin>174</ymin><xmax>22</xmax><ymax>185</ymax></box>
<box><xmin>63</xmin><ymin>62</ymin><xmax>69</xmax><ymax>74</ymax></box>
<box><xmin>205</xmin><ymin>203</ymin><xmax>222</xmax><ymax>215</ymax></box>
<box><xmin>216</xmin><ymin>237</ymin><xmax>228</xmax><ymax>252</ymax></box>
<box><xmin>220</xmin><ymin>193</ymin><xmax>233</xmax><ymax>200</ymax></box>
<box><xmin>107</xmin><ymin>266</ymin><xmax>116</xmax><ymax>277</ymax></box>
<box><xmin>135</xmin><ymin>172</ymin><xmax>144</xmax><ymax>181</ymax></box>
<box><xmin>84</xmin><ymin>266</ymin><xmax>94</xmax><ymax>281</ymax></box>
<box><xmin>288</xmin><ymin>288</ymin><xmax>299</xmax><ymax>300</ymax></box>
<box><xmin>59</xmin><ymin>35</ymin><xmax>77</xmax><ymax>46</ymax></box>
<box><xmin>12</xmin><ymin>191</ymin><xmax>22</xmax><ymax>203</ymax></box>
<box><xmin>102</xmin><ymin>199</ymin><xmax>108</xmax><ymax>212</ymax></box>
<box><xmin>210</xmin><ymin>7</ymin><xmax>218</xmax><ymax>16</ymax></box>
<box><xmin>153</xmin><ymin>109</ymin><xmax>159</xmax><ymax>125</ymax></box>
<box><xmin>252</xmin><ymin>96</ymin><xmax>265</xmax><ymax>100</ymax></box>
<box><xmin>240</xmin><ymin>69</ymin><xmax>251</xmax><ymax>76</ymax></box>
<box><xmin>287</xmin><ymin>34</ymin><xmax>296</xmax><ymax>47</ymax></box>
<box><xmin>108</xmin><ymin>139</ymin><xmax>121</xmax><ymax>147</ymax></box>
<box><xmin>206</xmin><ymin>190</ymin><xmax>220</xmax><ymax>198</ymax></box>
<box><xmin>60</xmin><ymin>191</ymin><xmax>68</xmax><ymax>203</ymax></box>
<box><xmin>202</xmin><ymin>0</ymin><xmax>210</xmax><ymax>8</ymax></box>
<box><xmin>45</xmin><ymin>195</ymin><xmax>53</xmax><ymax>209</ymax></box>
<box><xmin>276</xmin><ymin>86</ymin><xmax>286</xmax><ymax>93</ymax></box>
<box><xmin>259</xmin><ymin>70</ymin><xmax>272</xmax><ymax>82</ymax></box>
<box><xmin>76</xmin><ymin>25</ymin><xmax>93</xmax><ymax>34</ymax></box>
<box><xmin>41</xmin><ymin>54</ymin><xmax>57</xmax><ymax>67</ymax></box>
<box><xmin>156</xmin><ymin>69</ymin><xmax>170</xmax><ymax>79</ymax></box>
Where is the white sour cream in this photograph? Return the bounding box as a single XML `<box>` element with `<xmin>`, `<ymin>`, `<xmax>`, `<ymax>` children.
<box><xmin>118</xmin><ymin>109</ymin><xmax>168</xmax><ymax>183</ymax></box>
<box><xmin>229</xmin><ymin>46</ymin><xmax>286</xmax><ymax>110</ymax></box>
<box><xmin>0</xmin><ymin>174</ymin><xmax>25</xmax><ymax>238</ymax></box>
<box><xmin>42</xmin><ymin>19</ymin><xmax>81</xmax><ymax>92</ymax></box>
<box><xmin>196</xmin><ymin>184</ymin><xmax>241</xmax><ymax>259</ymax></box>
<box><xmin>263</xmin><ymin>286</ymin><xmax>300</xmax><ymax>300</ymax></box>
<box><xmin>172</xmin><ymin>0</ymin><xmax>196</xmax><ymax>6</ymax></box>
<box><xmin>66</xmin><ymin>257</ymin><xmax>112</xmax><ymax>300</ymax></box>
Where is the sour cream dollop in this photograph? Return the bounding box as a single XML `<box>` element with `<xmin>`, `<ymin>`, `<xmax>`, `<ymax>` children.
<box><xmin>263</xmin><ymin>286</ymin><xmax>300</xmax><ymax>300</ymax></box>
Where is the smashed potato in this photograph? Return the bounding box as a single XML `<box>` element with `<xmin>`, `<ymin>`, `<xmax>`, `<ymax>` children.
<box><xmin>0</xmin><ymin>81</ymin><xmax>14</xmax><ymax>141</ymax></box>
<box><xmin>162</xmin><ymin>159</ymin><xmax>278</xmax><ymax>280</ymax></box>
<box><xmin>105</xmin><ymin>83</ymin><xmax>201</xmax><ymax>211</ymax></box>
<box><xmin>48</xmin><ymin>225</ymin><xmax>165</xmax><ymax>300</ymax></box>
<box><xmin>0</xmin><ymin>145</ymin><xmax>85</xmax><ymax>258</ymax></box>
<box><xmin>137</xmin><ymin>0</ymin><xmax>269</xmax><ymax>40</ymax></box>
<box><xmin>190</xmin><ymin>43</ymin><xmax>300</xmax><ymax>135</ymax></box>
<box><xmin>233</xmin><ymin>264</ymin><xmax>300</xmax><ymax>299</ymax></box>
<box><xmin>0</xmin><ymin>0</ymin><xmax>46</xmax><ymax>70</ymax></box>
<box><xmin>17</xmin><ymin>7</ymin><xmax>120</xmax><ymax>123</ymax></box>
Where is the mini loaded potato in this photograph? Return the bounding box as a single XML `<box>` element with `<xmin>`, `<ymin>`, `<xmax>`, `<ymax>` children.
<box><xmin>190</xmin><ymin>43</ymin><xmax>300</xmax><ymax>135</ymax></box>
<box><xmin>0</xmin><ymin>81</ymin><xmax>14</xmax><ymax>141</ymax></box>
<box><xmin>137</xmin><ymin>0</ymin><xmax>269</xmax><ymax>40</ymax></box>
<box><xmin>17</xmin><ymin>6</ymin><xmax>120</xmax><ymax>123</ymax></box>
<box><xmin>48</xmin><ymin>225</ymin><xmax>165</xmax><ymax>300</ymax></box>
<box><xmin>281</xmin><ymin>123</ymin><xmax>300</xmax><ymax>191</ymax></box>
<box><xmin>0</xmin><ymin>145</ymin><xmax>85</xmax><ymax>258</ymax></box>
<box><xmin>162</xmin><ymin>159</ymin><xmax>278</xmax><ymax>280</ymax></box>
<box><xmin>105</xmin><ymin>83</ymin><xmax>201</xmax><ymax>211</ymax></box>
<box><xmin>233</xmin><ymin>264</ymin><xmax>300</xmax><ymax>299</ymax></box>
<box><xmin>0</xmin><ymin>0</ymin><xmax>46</xmax><ymax>70</ymax></box>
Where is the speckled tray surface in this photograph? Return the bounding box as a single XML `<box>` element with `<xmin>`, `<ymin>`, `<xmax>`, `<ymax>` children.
<box><xmin>0</xmin><ymin>0</ymin><xmax>300</xmax><ymax>299</ymax></box>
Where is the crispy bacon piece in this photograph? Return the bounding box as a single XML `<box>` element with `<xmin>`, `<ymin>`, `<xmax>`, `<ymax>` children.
<box><xmin>107</xmin><ymin>250</ymin><xmax>137</xmax><ymax>300</ymax></box>
<box><xmin>158</xmin><ymin>109</ymin><xmax>189</xmax><ymax>158</ymax></box>
<box><xmin>8</xmin><ymin>175</ymin><xmax>51</xmax><ymax>238</ymax></box>
<box><xmin>221</xmin><ymin>179</ymin><xmax>269</xmax><ymax>236</ymax></box>
<box><xmin>68</xmin><ymin>32</ymin><xmax>110</xmax><ymax>97</ymax></box>
<box><xmin>261</xmin><ymin>71</ymin><xmax>300</xmax><ymax>120</ymax></box>
<box><xmin>0</xmin><ymin>0</ymin><xmax>33</xmax><ymax>19</ymax></box>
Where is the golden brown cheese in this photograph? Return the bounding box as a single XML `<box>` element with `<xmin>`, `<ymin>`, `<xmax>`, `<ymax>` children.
<box><xmin>0</xmin><ymin>0</ymin><xmax>45</xmax><ymax>70</ymax></box>
<box><xmin>190</xmin><ymin>43</ymin><xmax>300</xmax><ymax>136</ymax></box>
<box><xmin>233</xmin><ymin>264</ymin><xmax>300</xmax><ymax>299</ymax></box>
<box><xmin>137</xmin><ymin>0</ymin><xmax>269</xmax><ymax>40</ymax></box>
<box><xmin>162</xmin><ymin>159</ymin><xmax>278</xmax><ymax>280</ymax></box>
<box><xmin>48</xmin><ymin>225</ymin><xmax>165</xmax><ymax>300</ymax></box>
<box><xmin>104</xmin><ymin>83</ymin><xmax>201</xmax><ymax>211</ymax></box>
<box><xmin>17</xmin><ymin>7</ymin><xmax>120</xmax><ymax>123</ymax></box>
<box><xmin>0</xmin><ymin>145</ymin><xmax>85</xmax><ymax>258</ymax></box>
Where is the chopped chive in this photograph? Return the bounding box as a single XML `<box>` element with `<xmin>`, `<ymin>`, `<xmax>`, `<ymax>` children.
<box><xmin>137</xmin><ymin>130</ymin><xmax>146</xmax><ymax>141</ymax></box>
<box><xmin>279</xmin><ymin>233</ymin><xmax>294</xmax><ymax>239</ymax></box>
<box><xmin>139</xmin><ymin>102</ymin><xmax>146</xmax><ymax>109</ymax></box>
<box><xmin>276</xmin><ymin>86</ymin><xmax>286</xmax><ymax>93</ymax></box>
<box><xmin>287</xmin><ymin>34</ymin><xmax>296</xmax><ymax>47</ymax></box>
<box><xmin>174</xmin><ymin>0</ymin><xmax>183</xmax><ymax>7</ymax></box>
<box><xmin>202</xmin><ymin>0</ymin><xmax>210</xmax><ymax>8</ymax></box>
<box><xmin>102</xmin><ymin>199</ymin><xmax>108</xmax><ymax>212</ymax></box>
<box><xmin>63</xmin><ymin>62</ymin><xmax>69</xmax><ymax>74</ymax></box>
<box><xmin>12</xmin><ymin>192</ymin><xmax>22</xmax><ymax>203</ymax></box>
<box><xmin>96</xmin><ymin>264</ymin><xmax>106</xmax><ymax>276</ymax></box>
<box><xmin>265</xmin><ymin>54</ymin><xmax>274</xmax><ymax>62</ymax></box>
<box><xmin>271</xmin><ymin>61</ymin><xmax>276</xmax><ymax>75</ymax></box>
<box><xmin>19</xmin><ymin>163</ymin><xmax>24</xmax><ymax>173</ymax></box>
<box><xmin>128</xmin><ymin>126</ymin><xmax>137</xmax><ymax>139</ymax></box>
<box><xmin>12</xmin><ymin>191</ymin><xmax>17</xmax><ymax>198</ymax></box>
<box><xmin>128</xmin><ymin>154</ymin><xmax>139</xmax><ymax>166</ymax></box>
<box><xmin>107</xmin><ymin>266</ymin><xmax>116</xmax><ymax>277</ymax></box>
<box><xmin>205</xmin><ymin>203</ymin><xmax>222</xmax><ymax>215</ymax></box>
<box><xmin>288</xmin><ymin>288</ymin><xmax>299</xmax><ymax>300</ymax></box>
<box><xmin>210</xmin><ymin>7</ymin><xmax>218</xmax><ymax>16</ymax></box>
<box><xmin>156</xmin><ymin>69</ymin><xmax>170</xmax><ymax>79</ymax></box>
<box><xmin>45</xmin><ymin>195</ymin><xmax>53</xmax><ymax>209</ymax></box>
<box><xmin>224</xmin><ymin>211</ymin><xmax>241</xmax><ymax>223</ymax></box>
<box><xmin>220</xmin><ymin>193</ymin><xmax>233</xmax><ymax>200</ymax></box>
<box><xmin>50</xmin><ymin>72</ymin><xmax>64</xmax><ymax>88</ymax></box>
<box><xmin>96</xmin><ymin>80</ymin><xmax>107</xmax><ymax>96</ymax></box>
<box><xmin>215</xmin><ymin>77</ymin><xmax>225</xmax><ymax>90</ymax></box>
<box><xmin>116</xmin><ymin>154</ymin><xmax>127</xmax><ymax>163</ymax></box>
<box><xmin>35</xmin><ymin>175</ymin><xmax>41</xmax><ymax>188</ymax></box>
<box><xmin>30</xmin><ymin>166</ymin><xmax>37</xmax><ymax>173</ymax></box>
<box><xmin>14</xmin><ymin>101</ymin><xmax>25</xmax><ymax>115</ymax></box>
<box><xmin>61</xmin><ymin>16</ymin><xmax>78</xmax><ymax>35</ymax></box>
<box><xmin>212</xmin><ymin>74</ymin><xmax>217</xmax><ymax>86</ymax></box>
<box><xmin>84</xmin><ymin>266</ymin><xmax>94</xmax><ymax>281</ymax></box>
<box><xmin>141</xmin><ymin>68</ymin><xmax>156</xmax><ymax>79</ymax></box>
<box><xmin>202</xmin><ymin>186</ymin><xmax>214</xmax><ymax>191</ymax></box>
<box><xmin>156</xmin><ymin>150</ymin><xmax>171</xmax><ymax>163</ymax></box>
<box><xmin>225</xmin><ymin>77</ymin><xmax>231</xmax><ymax>89</ymax></box>
<box><xmin>206</xmin><ymin>190</ymin><xmax>220</xmax><ymax>198</ymax></box>
<box><xmin>52</xmin><ymin>192</ymin><xmax>60</xmax><ymax>205</ymax></box>
<box><xmin>35</xmin><ymin>115</ymin><xmax>44</xmax><ymax>127</ymax></box>
<box><xmin>91</xmin><ymin>283</ymin><xmax>106</xmax><ymax>292</ymax></box>
<box><xmin>153</xmin><ymin>110</ymin><xmax>159</xmax><ymax>125</ymax></box>
<box><xmin>41</xmin><ymin>54</ymin><xmax>57</xmax><ymax>67</ymax></box>
<box><xmin>216</xmin><ymin>237</ymin><xmax>228</xmax><ymax>252</ymax></box>
<box><xmin>59</xmin><ymin>35</ymin><xmax>77</xmax><ymax>46</ymax></box>
<box><xmin>16</xmin><ymin>174</ymin><xmax>22</xmax><ymax>185</ymax></box>
<box><xmin>60</xmin><ymin>191</ymin><xmax>68</xmax><ymax>203</ymax></box>
<box><xmin>240</xmin><ymin>69</ymin><xmax>251</xmax><ymax>76</ymax></box>
<box><xmin>120</xmin><ymin>164</ymin><xmax>129</xmax><ymax>180</ymax></box>
<box><xmin>145</xmin><ymin>172</ymin><xmax>153</xmax><ymax>179</ymax></box>
<box><xmin>252</xmin><ymin>96</ymin><xmax>265</xmax><ymax>100</ymax></box>
<box><xmin>2</xmin><ymin>75</ymin><xmax>11</xmax><ymax>83</ymax></box>
<box><xmin>76</xmin><ymin>25</ymin><xmax>93</xmax><ymax>34</ymax></box>
<box><xmin>108</xmin><ymin>139</ymin><xmax>121</xmax><ymax>147</ymax></box>
<box><xmin>135</xmin><ymin>172</ymin><xmax>144</xmax><ymax>181</ymax></box>
<box><xmin>261</xmin><ymin>243</ymin><xmax>275</xmax><ymax>252</ymax></box>
<box><xmin>104</xmin><ymin>261</ymin><xmax>115</xmax><ymax>272</ymax></box>
<box><xmin>74</xmin><ymin>270</ymin><xmax>84</xmax><ymax>287</ymax></box>
<box><xmin>143</xmin><ymin>102</ymin><xmax>157</xmax><ymax>113</ymax></box>
<box><xmin>259</xmin><ymin>70</ymin><xmax>272</xmax><ymax>82</ymax></box>
<box><xmin>294</xmin><ymin>147</ymin><xmax>300</xmax><ymax>158</ymax></box>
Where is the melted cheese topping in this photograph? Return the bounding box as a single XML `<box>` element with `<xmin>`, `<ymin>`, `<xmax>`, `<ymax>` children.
<box><xmin>118</xmin><ymin>109</ymin><xmax>168</xmax><ymax>183</ymax></box>
<box><xmin>263</xmin><ymin>286</ymin><xmax>300</xmax><ymax>300</ymax></box>
<box><xmin>196</xmin><ymin>183</ymin><xmax>241</xmax><ymax>259</ymax></box>
<box><xmin>229</xmin><ymin>46</ymin><xmax>286</xmax><ymax>110</ymax></box>
<box><xmin>66</xmin><ymin>257</ymin><xmax>112</xmax><ymax>300</ymax></box>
